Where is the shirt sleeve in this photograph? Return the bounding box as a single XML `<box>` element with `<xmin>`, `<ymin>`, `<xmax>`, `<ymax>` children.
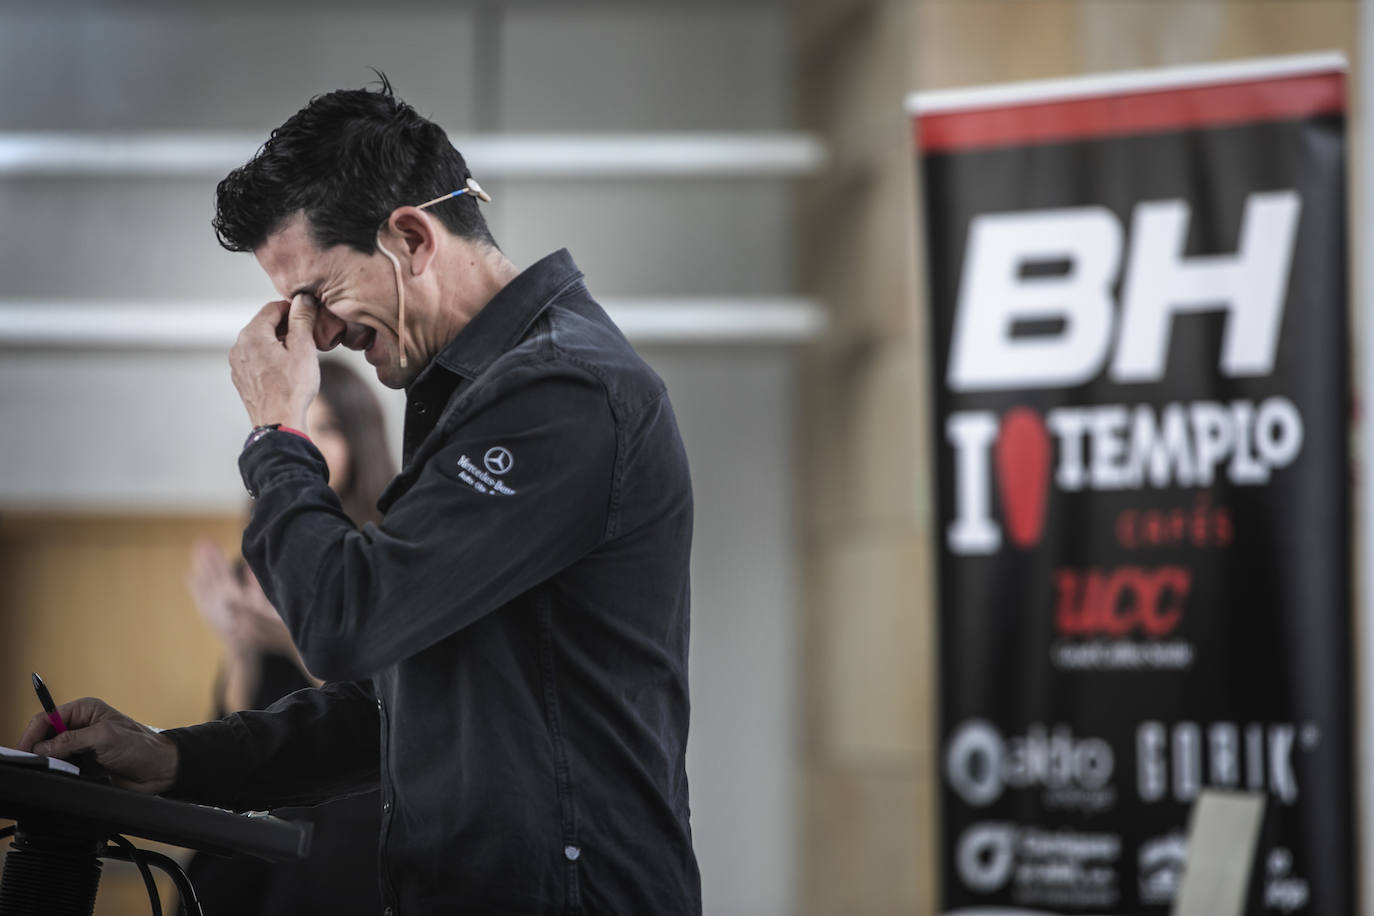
<box><xmin>238</xmin><ymin>359</ymin><xmax>617</xmax><ymax>682</ymax></box>
<box><xmin>163</xmin><ymin>680</ymin><xmax>380</xmax><ymax>810</ymax></box>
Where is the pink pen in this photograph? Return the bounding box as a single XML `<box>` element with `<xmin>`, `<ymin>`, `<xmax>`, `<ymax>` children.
<box><xmin>31</xmin><ymin>672</ymin><xmax>66</xmax><ymax>735</ymax></box>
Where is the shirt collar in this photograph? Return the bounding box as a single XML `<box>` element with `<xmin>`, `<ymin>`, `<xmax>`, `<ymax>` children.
<box><xmin>421</xmin><ymin>248</ymin><xmax>583</xmax><ymax>383</ymax></box>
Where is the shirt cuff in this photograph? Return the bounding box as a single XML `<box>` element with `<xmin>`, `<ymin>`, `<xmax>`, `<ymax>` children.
<box><xmin>239</xmin><ymin>428</ymin><xmax>330</xmax><ymax>499</ymax></box>
<box><xmin>162</xmin><ymin>718</ymin><xmax>248</xmax><ymax>806</ymax></box>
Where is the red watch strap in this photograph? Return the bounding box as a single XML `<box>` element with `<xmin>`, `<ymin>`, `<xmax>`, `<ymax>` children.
<box><xmin>244</xmin><ymin>424</ymin><xmax>314</xmax><ymax>452</ymax></box>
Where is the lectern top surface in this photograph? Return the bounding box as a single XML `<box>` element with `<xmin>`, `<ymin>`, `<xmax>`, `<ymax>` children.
<box><xmin>0</xmin><ymin>762</ymin><xmax>309</xmax><ymax>862</ymax></box>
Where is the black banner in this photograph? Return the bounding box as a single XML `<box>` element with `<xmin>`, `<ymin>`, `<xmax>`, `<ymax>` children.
<box><xmin>911</xmin><ymin>55</ymin><xmax>1352</xmax><ymax>915</ymax></box>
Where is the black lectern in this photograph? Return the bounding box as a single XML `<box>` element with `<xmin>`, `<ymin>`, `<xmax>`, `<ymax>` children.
<box><xmin>0</xmin><ymin>764</ymin><xmax>310</xmax><ymax>915</ymax></box>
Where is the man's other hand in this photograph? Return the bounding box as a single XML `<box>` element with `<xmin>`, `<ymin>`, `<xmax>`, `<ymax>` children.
<box><xmin>17</xmin><ymin>697</ymin><xmax>178</xmax><ymax>794</ymax></box>
<box><xmin>230</xmin><ymin>293</ymin><xmax>321</xmax><ymax>430</ymax></box>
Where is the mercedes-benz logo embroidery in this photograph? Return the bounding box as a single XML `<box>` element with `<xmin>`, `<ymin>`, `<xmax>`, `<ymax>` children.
<box><xmin>484</xmin><ymin>446</ymin><xmax>514</xmax><ymax>476</ymax></box>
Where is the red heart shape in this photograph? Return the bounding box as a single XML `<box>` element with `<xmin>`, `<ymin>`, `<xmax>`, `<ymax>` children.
<box><xmin>995</xmin><ymin>408</ymin><xmax>1051</xmax><ymax>549</ymax></box>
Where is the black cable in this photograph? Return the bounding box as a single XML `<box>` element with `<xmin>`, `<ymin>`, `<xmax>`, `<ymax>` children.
<box><xmin>104</xmin><ymin>835</ymin><xmax>161</xmax><ymax>916</ymax></box>
<box><xmin>96</xmin><ymin>835</ymin><xmax>204</xmax><ymax>916</ymax></box>
<box><xmin>133</xmin><ymin>848</ymin><xmax>203</xmax><ymax>916</ymax></box>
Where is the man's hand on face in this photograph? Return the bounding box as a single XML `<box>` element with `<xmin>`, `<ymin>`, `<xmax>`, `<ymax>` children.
<box><xmin>230</xmin><ymin>293</ymin><xmax>321</xmax><ymax>430</ymax></box>
<box><xmin>17</xmin><ymin>698</ymin><xmax>179</xmax><ymax>795</ymax></box>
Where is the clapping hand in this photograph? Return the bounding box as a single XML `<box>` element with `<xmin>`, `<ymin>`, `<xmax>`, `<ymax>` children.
<box><xmin>187</xmin><ymin>539</ymin><xmax>295</xmax><ymax>656</ymax></box>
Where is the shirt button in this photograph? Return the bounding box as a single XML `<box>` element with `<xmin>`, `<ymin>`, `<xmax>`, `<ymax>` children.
<box><xmin>383</xmin><ymin>908</ymin><xmax>394</xmax><ymax>916</ymax></box>
<box><xmin>564</xmin><ymin>845</ymin><xmax>581</xmax><ymax>861</ymax></box>
<box><xmin>383</xmin><ymin>800</ymin><xmax>392</xmax><ymax>814</ymax></box>
<box><xmin>377</xmin><ymin>698</ymin><xmax>384</xmax><ymax>711</ymax></box>
<box><xmin>413</xmin><ymin>401</ymin><xmax>428</xmax><ymax>415</ymax></box>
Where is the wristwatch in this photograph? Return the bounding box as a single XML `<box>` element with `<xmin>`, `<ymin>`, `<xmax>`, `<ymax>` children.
<box><xmin>243</xmin><ymin>423</ymin><xmax>283</xmax><ymax>451</ymax></box>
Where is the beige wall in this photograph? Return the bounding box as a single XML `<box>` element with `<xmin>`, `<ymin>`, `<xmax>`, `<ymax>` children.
<box><xmin>796</xmin><ymin>1</ymin><xmax>1358</xmax><ymax>913</ymax></box>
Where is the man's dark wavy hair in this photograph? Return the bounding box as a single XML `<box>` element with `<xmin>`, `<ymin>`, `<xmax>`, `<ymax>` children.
<box><xmin>213</xmin><ymin>74</ymin><xmax>496</xmax><ymax>255</ymax></box>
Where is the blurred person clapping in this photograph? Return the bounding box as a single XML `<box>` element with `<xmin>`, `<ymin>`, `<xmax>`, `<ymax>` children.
<box><xmin>179</xmin><ymin>358</ymin><xmax>394</xmax><ymax>916</ymax></box>
<box><xmin>187</xmin><ymin>541</ymin><xmax>311</xmax><ymax>713</ymax></box>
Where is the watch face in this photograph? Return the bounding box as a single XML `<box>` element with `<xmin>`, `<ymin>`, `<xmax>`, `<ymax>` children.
<box><xmin>243</xmin><ymin>424</ymin><xmax>280</xmax><ymax>451</ymax></box>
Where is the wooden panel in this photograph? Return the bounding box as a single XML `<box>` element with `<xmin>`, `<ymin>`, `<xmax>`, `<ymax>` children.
<box><xmin>804</xmin><ymin>763</ymin><xmax>925</xmax><ymax>915</ymax></box>
<box><xmin>914</xmin><ymin>0</ymin><xmax>1084</xmax><ymax>89</ymax></box>
<box><xmin>0</xmin><ymin>512</ymin><xmax>241</xmax><ymax>915</ymax></box>
<box><xmin>802</xmin><ymin>342</ymin><xmax>931</xmax><ymax>535</ymax></box>
<box><xmin>811</xmin><ymin>531</ymin><xmax>935</xmax><ymax>763</ymax></box>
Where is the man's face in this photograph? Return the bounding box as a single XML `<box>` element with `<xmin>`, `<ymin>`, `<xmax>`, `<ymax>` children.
<box><xmin>254</xmin><ymin>214</ymin><xmax>416</xmax><ymax>389</ymax></box>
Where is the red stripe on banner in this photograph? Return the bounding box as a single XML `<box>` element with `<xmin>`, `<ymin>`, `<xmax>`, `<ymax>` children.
<box><xmin>917</xmin><ymin>71</ymin><xmax>1345</xmax><ymax>152</ymax></box>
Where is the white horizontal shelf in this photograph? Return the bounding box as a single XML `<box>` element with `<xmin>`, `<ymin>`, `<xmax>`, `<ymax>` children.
<box><xmin>605</xmin><ymin>298</ymin><xmax>828</xmax><ymax>344</ymax></box>
<box><xmin>0</xmin><ymin>297</ymin><xmax>828</xmax><ymax>348</ymax></box>
<box><xmin>0</xmin><ymin>132</ymin><xmax>828</xmax><ymax>179</ymax></box>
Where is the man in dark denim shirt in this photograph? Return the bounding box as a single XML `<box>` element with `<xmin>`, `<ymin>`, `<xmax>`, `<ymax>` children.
<box><xmin>19</xmin><ymin>81</ymin><xmax>700</xmax><ymax>916</ymax></box>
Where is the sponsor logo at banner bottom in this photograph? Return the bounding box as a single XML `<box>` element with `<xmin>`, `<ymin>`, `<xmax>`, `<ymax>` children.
<box><xmin>956</xmin><ymin>822</ymin><xmax>1120</xmax><ymax>910</ymax></box>
<box><xmin>1136</xmin><ymin>836</ymin><xmax>1311</xmax><ymax>912</ymax></box>
<box><xmin>1264</xmin><ymin>847</ymin><xmax>1311</xmax><ymax>914</ymax></box>
<box><xmin>1136</xmin><ymin>720</ymin><xmax>1320</xmax><ymax>806</ymax></box>
<box><xmin>1137</xmin><ymin>831</ymin><xmax>1186</xmax><ymax>906</ymax></box>
<box><xmin>946</xmin><ymin>720</ymin><xmax>1115</xmax><ymax>813</ymax></box>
